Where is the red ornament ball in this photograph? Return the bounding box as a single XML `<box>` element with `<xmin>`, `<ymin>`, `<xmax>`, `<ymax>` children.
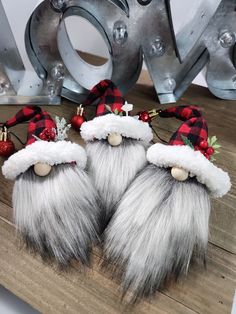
<box><xmin>199</xmin><ymin>140</ymin><xmax>208</xmax><ymax>149</ymax></box>
<box><xmin>0</xmin><ymin>140</ymin><xmax>15</xmax><ymax>157</ymax></box>
<box><xmin>206</xmin><ymin>147</ymin><xmax>214</xmax><ymax>156</ymax></box>
<box><xmin>138</xmin><ymin>111</ymin><xmax>151</xmax><ymax>123</ymax></box>
<box><xmin>71</xmin><ymin>115</ymin><xmax>86</xmax><ymax>131</ymax></box>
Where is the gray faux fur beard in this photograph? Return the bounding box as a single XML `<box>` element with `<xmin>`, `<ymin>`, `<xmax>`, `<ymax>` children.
<box><xmin>86</xmin><ymin>138</ymin><xmax>149</xmax><ymax>227</ymax></box>
<box><xmin>105</xmin><ymin>164</ymin><xmax>211</xmax><ymax>301</ymax></box>
<box><xmin>13</xmin><ymin>164</ymin><xmax>101</xmax><ymax>266</ymax></box>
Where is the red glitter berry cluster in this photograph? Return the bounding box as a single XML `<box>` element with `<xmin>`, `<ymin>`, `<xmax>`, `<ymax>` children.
<box><xmin>138</xmin><ymin>111</ymin><xmax>152</xmax><ymax>123</ymax></box>
<box><xmin>195</xmin><ymin>140</ymin><xmax>214</xmax><ymax>160</ymax></box>
<box><xmin>39</xmin><ymin>128</ymin><xmax>56</xmax><ymax>141</ymax></box>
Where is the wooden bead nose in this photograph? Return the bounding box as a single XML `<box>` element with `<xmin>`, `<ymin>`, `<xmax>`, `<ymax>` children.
<box><xmin>171</xmin><ymin>167</ymin><xmax>189</xmax><ymax>182</ymax></box>
<box><xmin>34</xmin><ymin>163</ymin><xmax>52</xmax><ymax>177</ymax></box>
<box><xmin>107</xmin><ymin>133</ymin><xmax>123</xmax><ymax>147</ymax></box>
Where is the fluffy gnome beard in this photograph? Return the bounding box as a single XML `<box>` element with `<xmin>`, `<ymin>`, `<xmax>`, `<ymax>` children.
<box><xmin>105</xmin><ymin>164</ymin><xmax>210</xmax><ymax>300</ymax></box>
<box><xmin>13</xmin><ymin>164</ymin><xmax>100</xmax><ymax>266</ymax></box>
<box><xmin>86</xmin><ymin>138</ymin><xmax>148</xmax><ymax>226</ymax></box>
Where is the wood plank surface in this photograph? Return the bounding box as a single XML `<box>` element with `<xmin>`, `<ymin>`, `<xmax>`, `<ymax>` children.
<box><xmin>0</xmin><ymin>214</ymin><xmax>235</xmax><ymax>314</ymax></box>
<box><xmin>0</xmin><ymin>62</ymin><xmax>235</xmax><ymax>313</ymax></box>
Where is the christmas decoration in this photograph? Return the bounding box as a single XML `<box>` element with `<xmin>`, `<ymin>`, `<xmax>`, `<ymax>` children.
<box><xmin>138</xmin><ymin>109</ymin><xmax>160</xmax><ymax>124</ymax></box>
<box><xmin>80</xmin><ymin>80</ymin><xmax>153</xmax><ymax>227</ymax></box>
<box><xmin>2</xmin><ymin>106</ymin><xmax>100</xmax><ymax>266</ymax></box>
<box><xmin>71</xmin><ymin>105</ymin><xmax>86</xmax><ymax>131</ymax></box>
<box><xmin>0</xmin><ymin>127</ymin><xmax>15</xmax><ymax>157</ymax></box>
<box><xmin>105</xmin><ymin>105</ymin><xmax>231</xmax><ymax>301</ymax></box>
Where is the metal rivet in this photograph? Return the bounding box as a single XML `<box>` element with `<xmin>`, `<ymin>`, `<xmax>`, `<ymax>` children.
<box><xmin>48</xmin><ymin>84</ymin><xmax>56</xmax><ymax>96</ymax></box>
<box><xmin>137</xmin><ymin>0</ymin><xmax>152</xmax><ymax>5</ymax></box>
<box><xmin>51</xmin><ymin>0</ymin><xmax>65</xmax><ymax>11</ymax></box>
<box><xmin>113</xmin><ymin>21</ymin><xmax>128</xmax><ymax>45</ymax></box>
<box><xmin>164</xmin><ymin>78</ymin><xmax>176</xmax><ymax>92</ymax></box>
<box><xmin>51</xmin><ymin>64</ymin><xmax>65</xmax><ymax>80</ymax></box>
<box><xmin>232</xmin><ymin>76</ymin><xmax>236</xmax><ymax>87</ymax></box>
<box><xmin>219</xmin><ymin>31</ymin><xmax>236</xmax><ymax>48</ymax></box>
<box><xmin>0</xmin><ymin>84</ymin><xmax>4</xmax><ymax>95</ymax></box>
<box><xmin>150</xmin><ymin>38</ymin><xmax>165</xmax><ymax>57</ymax></box>
<box><xmin>0</xmin><ymin>82</ymin><xmax>9</xmax><ymax>94</ymax></box>
<box><xmin>201</xmin><ymin>12</ymin><xmax>205</xmax><ymax>18</ymax></box>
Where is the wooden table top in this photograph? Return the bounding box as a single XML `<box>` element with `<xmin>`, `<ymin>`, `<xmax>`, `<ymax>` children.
<box><xmin>0</xmin><ymin>70</ymin><xmax>235</xmax><ymax>314</ymax></box>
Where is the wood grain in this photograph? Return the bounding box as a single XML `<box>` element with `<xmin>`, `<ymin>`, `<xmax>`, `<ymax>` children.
<box><xmin>0</xmin><ymin>214</ymin><xmax>235</xmax><ymax>314</ymax></box>
<box><xmin>0</xmin><ymin>215</ymin><xmax>198</xmax><ymax>314</ymax></box>
<box><xmin>0</xmin><ymin>60</ymin><xmax>235</xmax><ymax>313</ymax></box>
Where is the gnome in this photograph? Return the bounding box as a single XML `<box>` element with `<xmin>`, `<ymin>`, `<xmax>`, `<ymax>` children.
<box><xmin>105</xmin><ymin>105</ymin><xmax>231</xmax><ymax>300</ymax></box>
<box><xmin>80</xmin><ymin>80</ymin><xmax>153</xmax><ymax>226</ymax></box>
<box><xmin>2</xmin><ymin>106</ymin><xmax>100</xmax><ymax>265</ymax></box>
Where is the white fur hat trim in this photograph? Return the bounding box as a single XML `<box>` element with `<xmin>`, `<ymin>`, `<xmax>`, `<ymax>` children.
<box><xmin>2</xmin><ymin>140</ymin><xmax>87</xmax><ymax>180</ymax></box>
<box><xmin>80</xmin><ymin>114</ymin><xmax>153</xmax><ymax>142</ymax></box>
<box><xmin>147</xmin><ymin>143</ymin><xmax>231</xmax><ymax>198</ymax></box>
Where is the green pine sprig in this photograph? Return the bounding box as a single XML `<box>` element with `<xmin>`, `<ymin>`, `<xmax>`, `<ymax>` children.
<box><xmin>181</xmin><ymin>135</ymin><xmax>194</xmax><ymax>149</ymax></box>
<box><xmin>105</xmin><ymin>105</ymin><xmax>123</xmax><ymax>116</ymax></box>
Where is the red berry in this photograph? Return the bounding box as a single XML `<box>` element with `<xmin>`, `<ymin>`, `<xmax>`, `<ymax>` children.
<box><xmin>195</xmin><ymin>146</ymin><xmax>205</xmax><ymax>154</ymax></box>
<box><xmin>199</xmin><ymin>140</ymin><xmax>208</xmax><ymax>149</ymax></box>
<box><xmin>138</xmin><ymin>111</ymin><xmax>151</xmax><ymax>123</ymax></box>
<box><xmin>204</xmin><ymin>152</ymin><xmax>210</xmax><ymax>160</ymax></box>
<box><xmin>39</xmin><ymin>128</ymin><xmax>56</xmax><ymax>141</ymax></box>
<box><xmin>206</xmin><ymin>147</ymin><xmax>214</xmax><ymax>156</ymax></box>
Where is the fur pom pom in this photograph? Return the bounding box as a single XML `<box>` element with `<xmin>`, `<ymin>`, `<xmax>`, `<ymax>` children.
<box><xmin>86</xmin><ymin>139</ymin><xmax>148</xmax><ymax>226</ymax></box>
<box><xmin>105</xmin><ymin>165</ymin><xmax>211</xmax><ymax>300</ymax></box>
<box><xmin>13</xmin><ymin>164</ymin><xmax>101</xmax><ymax>265</ymax></box>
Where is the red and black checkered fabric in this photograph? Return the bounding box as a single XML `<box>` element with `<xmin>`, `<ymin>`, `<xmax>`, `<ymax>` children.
<box><xmin>4</xmin><ymin>105</ymin><xmax>56</xmax><ymax>146</ymax></box>
<box><xmin>83</xmin><ymin>80</ymin><xmax>125</xmax><ymax>116</ymax></box>
<box><xmin>169</xmin><ymin>117</ymin><xmax>208</xmax><ymax>147</ymax></box>
<box><xmin>159</xmin><ymin>105</ymin><xmax>208</xmax><ymax>147</ymax></box>
<box><xmin>159</xmin><ymin>105</ymin><xmax>202</xmax><ymax>121</ymax></box>
<box><xmin>27</xmin><ymin>111</ymin><xmax>56</xmax><ymax>145</ymax></box>
<box><xmin>5</xmin><ymin>106</ymin><xmax>42</xmax><ymax>128</ymax></box>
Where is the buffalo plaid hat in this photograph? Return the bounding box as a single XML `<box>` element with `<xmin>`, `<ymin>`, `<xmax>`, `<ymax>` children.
<box><xmin>80</xmin><ymin>80</ymin><xmax>153</xmax><ymax>143</ymax></box>
<box><xmin>147</xmin><ymin>106</ymin><xmax>231</xmax><ymax>198</ymax></box>
<box><xmin>2</xmin><ymin>106</ymin><xmax>87</xmax><ymax>180</ymax></box>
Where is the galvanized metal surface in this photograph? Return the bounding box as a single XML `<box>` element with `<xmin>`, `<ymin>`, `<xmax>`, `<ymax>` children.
<box><xmin>203</xmin><ymin>0</ymin><xmax>236</xmax><ymax>99</ymax></box>
<box><xmin>0</xmin><ymin>0</ymin><xmax>24</xmax><ymax>95</ymax></box>
<box><xmin>0</xmin><ymin>0</ymin><xmax>236</xmax><ymax>104</ymax></box>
